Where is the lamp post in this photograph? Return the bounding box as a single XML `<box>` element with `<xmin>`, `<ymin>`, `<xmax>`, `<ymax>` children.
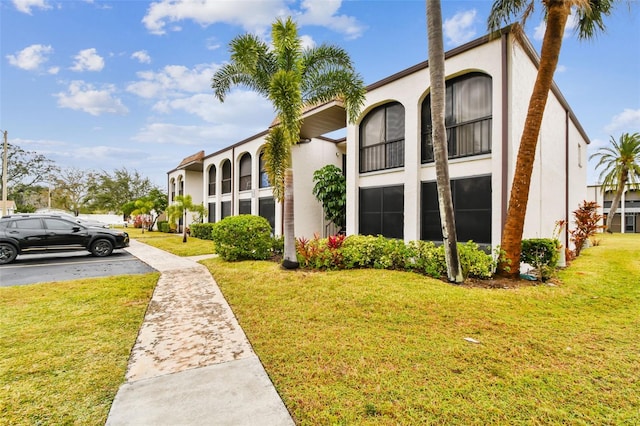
<box><xmin>1</xmin><ymin>130</ymin><xmax>7</xmax><ymax>217</ymax></box>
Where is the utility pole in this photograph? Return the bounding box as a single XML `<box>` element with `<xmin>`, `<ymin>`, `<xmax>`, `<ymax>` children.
<box><xmin>1</xmin><ymin>130</ymin><xmax>7</xmax><ymax>217</ymax></box>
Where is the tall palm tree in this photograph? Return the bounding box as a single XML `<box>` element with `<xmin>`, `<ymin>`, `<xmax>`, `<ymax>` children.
<box><xmin>488</xmin><ymin>0</ymin><xmax>615</xmax><ymax>278</ymax></box>
<box><xmin>212</xmin><ymin>17</ymin><xmax>365</xmax><ymax>269</ymax></box>
<box><xmin>590</xmin><ymin>132</ymin><xmax>640</xmax><ymax>232</ymax></box>
<box><xmin>426</xmin><ymin>0</ymin><xmax>463</xmax><ymax>283</ymax></box>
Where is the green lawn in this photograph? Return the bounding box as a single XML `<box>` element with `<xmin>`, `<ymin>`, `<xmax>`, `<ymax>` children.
<box><xmin>202</xmin><ymin>233</ymin><xmax>640</xmax><ymax>425</ymax></box>
<box><xmin>125</xmin><ymin>227</ymin><xmax>216</xmax><ymax>257</ymax></box>
<box><xmin>0</xmin><ymin>274</ymin><xmax>159</xmax><ymax>425</ymax></box>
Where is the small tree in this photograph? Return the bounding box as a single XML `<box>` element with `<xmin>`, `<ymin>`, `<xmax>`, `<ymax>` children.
<box><xmin>569</xmin><ymin>200</ymin><xmax>604</xmax><ymax>257</ymax></box>
<box><xmin>312</xmin><ymin>165</ymin><xmax>346</xmax><ymax>231</ymax></box>
<box><xmin>166</xmin><ymin>195</ymin><xmax>205</xmax><ymax>243</ymax></box>
<box><xmin>131</xmin><ymin>199</ymin><xmax>154</xmax><ymax>234</ymax></box>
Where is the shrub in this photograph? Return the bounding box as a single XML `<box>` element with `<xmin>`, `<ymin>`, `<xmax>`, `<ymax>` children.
<box><xmin>458</xmin><ymin>241</ymin><xmax>496</xmax><ymax>279</ymax></box>
<box><xmin>190</xmin><ymin>223</ymin><xmax>216</xmax><ymax>240</ymax></box>
<box><xmin>570</xmin><ymin>200</ymin><xmax>604</xmax><ymax>256</ymax></box>
<box><xmin>521</xmin><ymin>238</ymin><xmax>560</xmax><ymax>281</ymax></box>
<box><xmin>157</xmin><ymin>221</ymin><xmax>170</xmax><ymax>233</ymax></box>
<box><xmin>296</xmin><ymin>234</ymin><xmax>344</xmax><ymax>269</ymax></box>
<box><xmin>211</xmin><ymin>215</ymin><xmax>273</xmax><ymax>261</ymax></box>
<box><xmin>405</xmin><ymin>240</ymin><xmax>446</xmax><ymax>278</ymax></box>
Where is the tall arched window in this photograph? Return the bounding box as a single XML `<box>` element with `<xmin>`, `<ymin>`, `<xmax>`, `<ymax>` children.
<box><xmin>239</xmin><ymin>153</ymin><xmax>252</xmax><ymax>191</ymax></box>
<box><xmin>221</xmin><ymin>160</ymin><xmax>231</xmax><ymax>194</ymax></box>
<box><xmin>359</xmin><ymin>102</ymin><xmax>405</xmax><ymax>173</ymax></box>
<box><xmin>178</xmin><ymin>176</ymin><xmax>184</xmax><ymax>196</ymax></box>
<box><xmin>170</xmin><ymin>178</ymin><xmax>176</xmax><ymax>202</ymax></box>
<box><xmin>208</xmin><ymin>166</ymin><xmax>216</xmax><ymax>196</ymax></box>
<box><xmin>421</xmin><ymin>73</ymin><xmax>492</xmax><ymax>163</ymax></box>
<box><xmin>259</xmin><ymin>151</ymin><xmax>270</xmax><ymax>188</ymax></box>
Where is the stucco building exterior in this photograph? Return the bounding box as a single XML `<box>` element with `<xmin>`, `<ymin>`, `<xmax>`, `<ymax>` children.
<box><xmin>168</xmin><ymin>25</ymin><xmax>589</xmax><ymax>250</ymax></box>
<box><xmin>587</xmin><ymin>184</ymin><xmax>640</xmax><ymax>233</ymax></box>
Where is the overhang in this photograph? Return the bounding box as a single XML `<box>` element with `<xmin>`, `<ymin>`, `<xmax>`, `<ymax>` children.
<box><xmin>270</xmin><ymin>99</ymin><xmax>347</xmax><ymax>139</ymax></box>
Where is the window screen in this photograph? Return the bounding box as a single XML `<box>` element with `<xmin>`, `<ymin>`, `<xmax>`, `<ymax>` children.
<box><xmin>359</xmin><ymin>185</ymin><xmax>404</xmax><ymax>239</ymax></box>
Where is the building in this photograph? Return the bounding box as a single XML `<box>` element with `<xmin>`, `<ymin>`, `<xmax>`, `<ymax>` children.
<box><xmin>168</xmin><ymin>25</ymin><xmax>589</xmax><ymax>250</ymax></box>
<box><xmin>587</xmin><ymin>184</ymin><xmax>640</xmax><ymax>233</ymax></box>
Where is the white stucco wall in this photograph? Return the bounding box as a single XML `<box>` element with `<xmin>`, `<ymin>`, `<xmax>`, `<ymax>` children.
<box><xmin>200</xmin><ymin>134</ymin><xmax>341</xmax><ymax>238</ymax></box>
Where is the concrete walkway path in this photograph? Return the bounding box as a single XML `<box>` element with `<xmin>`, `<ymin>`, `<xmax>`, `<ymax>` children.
<box><xmin>106</xmin><ymin>239</ymin><xmax>294</xmax><ymax>426</ymax></box>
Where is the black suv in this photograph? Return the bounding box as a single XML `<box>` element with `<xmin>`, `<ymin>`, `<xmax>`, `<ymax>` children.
<box><xmin>0</xmin><ymin>214</ymin><xmax>130</xmax><ymax>264</ymax></box>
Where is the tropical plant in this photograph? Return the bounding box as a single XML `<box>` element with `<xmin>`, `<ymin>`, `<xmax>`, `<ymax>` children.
<box><xmin>211</xmin><ymin>17</ymin><xmax>365</xmax><ymax>269</ymax></box>
<box><xmin>211</xmin><ymin>215</ymin><xmax>273</xmax><ymax>261</ymax></box>
<box><xmin>166</xmin><ymin>195</ymin><xmax>206</xmax><ymax>243</ymax></box>
<box><xmin>312</xmin><ymin>164</ymin><xmax>346</xmax><ymax>230</ymax></box>
<box><xmin>131</xmin><ymin>198</ymin><xmax>154</xmax><ymax>233</ymax></box>
<box><xmin>590</xmin><ymin>132</ymin><xmax>640</xmax><ymax>232</ymax></box>
<box><xmin>426</xmin><ymin>0</ymin><xmax>463</xmax><ymax>283</ymax></box>
<box><xmin>569</xmin><ymin>200</ymin><xmax>604</xmax><ymax>256</ymax></box>
<box><xmin>489</xmin><ymin>0</ymin><xmax>616</xmax><ymax>278</ymax></box>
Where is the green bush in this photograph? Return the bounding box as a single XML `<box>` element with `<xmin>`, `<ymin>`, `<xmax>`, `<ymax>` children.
<box><xmin>405</xmin><ymin>240</ymin><xmax>446</xmax><ymax>278</ymax></box>
<box><xmin>458</xmin><ymin>241</ymin><xmax>496</xmax><ymax>279</ymax></box>
<box><xmin>157</xmin><ymin>221</ymin><xmax>170</xmax><ymax>233</ymax></box>
<box><xmin>211</xmin><ymin>215</ymin><xmax>273</xmax><ymax>261</ymax></box>
<box><xmin>190</xmin><ymin>222</ymin><xmax>216</xmax><ymax>240</ymax></box>
<box><xmin>521</xmin><ymin>238</ymin><xmax>560</xmax><ymax>281</ymax></box>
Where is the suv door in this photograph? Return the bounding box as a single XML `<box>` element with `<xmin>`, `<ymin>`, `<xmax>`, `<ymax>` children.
<box><xmin>42</xmin><ymin>218</ymin><xmax>89</xmax><ymax>248</ymax></box>
<box><xmin>7</xmin><ymin>218</ymin><xmax>46</xmax><ymax>249</ymax></box>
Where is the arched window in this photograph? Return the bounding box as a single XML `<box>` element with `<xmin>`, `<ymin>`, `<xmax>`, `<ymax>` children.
<box><xmin>259</xmin><ymin>151</ymin><xmax>270</xmax><ymax>188</ymax></box>
<box><xmin>178</xmin><ymin>176</ymin><xmax>184</xmax><ymax>196</ymax></box>
<box><xmin>239</xmin><ymin>153</ymin><xmax>252</xmax><ymax>191</ymax></box>
<box><xmin>359</xmin><ymin>102</ymin><xmax>405</xmax><ymax>173</ymax></box>
<box><xmin>208</xmin><ymin>166</ymin><xmax>216</xmax><ymax>196</ymax></box>
<box><xmin>421</xmin><ymin>73</ymin><xmax>492</xmax><ymax>163</ymax></box>
<box><xmin>170</xmin><ymin>178</ymin><xmax>176</xmax><ymax>202</ymax></box>
<box><xmin>221</xmin><ymin>160</ymin><xmax>231</xmax><ymax>194</ymax></box>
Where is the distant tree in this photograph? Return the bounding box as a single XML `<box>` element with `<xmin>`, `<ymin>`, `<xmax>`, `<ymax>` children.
<box><xmin>1</xmin><ymin>143</ymin><xmax>58</xmax><ymax>207</ymax></box>
<box><xmin>131</xmin><ymin>199</ymin><xmax>154</xmax><ymax>233</ymax></box>
<box><xmin>87</xmin><ymin>167</ymin><xmax>155</xmax><ymax>213</ymax></box>
<box><xmin>489</xmin><ymin>0</ymin><xmax>616</xmax><ymax>278</ymax></box>
<box><xmin>590</xmin><ymin>132</ymin><xmax>640</xmax><ymax>232</ymax></box>
<box><xmin>51</xmin><ymin>168</ymin><xmax>95</xmax><ymax>215</ymax></box>
<box><xmin>166</xmin><ymin>195</ymin><xmax>205</xmax><ymax>242</ymax></box>
<box><xmin>131</xmin><ymin>188</ymin><xmax>168</xmax><ymax>231</ymax></box>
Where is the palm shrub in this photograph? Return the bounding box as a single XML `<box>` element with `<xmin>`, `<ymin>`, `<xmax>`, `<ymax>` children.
<box><xmin>211</xmin><ymin>215</ymin><xmax>273</xmax><ymax>261</ymax></box>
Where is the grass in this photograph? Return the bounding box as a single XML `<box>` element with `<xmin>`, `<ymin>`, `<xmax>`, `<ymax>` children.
<box><xmin>201</xmin><ymin>233</ymin><xmax>640</xmax><ymax>425</ymax></box>
<box><xmin>0</xmin><ymin>273</ymin><xmax>159</xmax><ymax>425</ymax></box>
<box><xmin>124</xmin><ymin>227</ymin><xmax>216</xmax><ymax>257</ymax></box>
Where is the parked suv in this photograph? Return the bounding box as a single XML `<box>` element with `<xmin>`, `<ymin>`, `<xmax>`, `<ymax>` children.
<box><xmin>0</xmin><ymin>214</ymin><xmax>130</xmax><ymax>264</ymax></box>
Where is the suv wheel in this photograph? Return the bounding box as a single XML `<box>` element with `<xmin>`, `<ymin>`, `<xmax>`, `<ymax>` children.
<box><xmin>90</xmin><ymin>239</ymin><xmax>114</xmax><ymax>257</ymax></box>
<box><xmin>0</xmin><ymin>243</ymin><xmax>18</xmax><ymax>264</ymax></box>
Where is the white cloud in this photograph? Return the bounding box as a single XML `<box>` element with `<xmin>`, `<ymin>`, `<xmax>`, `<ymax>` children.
<box><xmin>604</xmin><ymin>108</ymin><xmax>640</xmax><ymax>134</ymax></box>
<box><xmin>6</xmin><ymin>44</ymin><xmax>53</xmax><ymax>71</ymax></box>
<box><xmin>126</xmin><ymin>63</ymin><xmax>218</xmax><ymax>99</ymax></box>
<box><xmin>12</xmin><ymin>0</ymin><xmax>51</xmax><ymax>14</ymax></box>
<box><xmin>296</xmin><ymin>0</ymin><xmax>366</xmax><ymax>40</ymax></box>
<box><xmin>55</xmin><ymin>80</ymin><xmax>128</xmax><ymax>116</ymax></box>
<box><xmin>71</xmin><ymin>48</ymin><xmax>105</xmax><ymax>72</ymax></box>
<box><xmin>556</xmin><ymin>64</ymin><xmax>567</xmax><ymax>73</ymax></box>
<box><xmin>141</xmin><ymin>0</ymin><xmax>364</xmax><ymax>39</ymax></box>
<box><xmin>443</xmin><ymin>10</ymin><xmax>477</xmax><ymax>46</ymax></box>
<box><xmin>131</xmin><ymin>50</ymin><xmax>151</xmax><ymax>64</ymax></box>
<box><xmin>299</xmin><ymin>34</ymin><xmax>316</xmax><ymax>50</ymax></box>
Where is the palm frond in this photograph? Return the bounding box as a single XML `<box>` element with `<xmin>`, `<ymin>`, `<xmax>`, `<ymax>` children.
<box><xmin>488</xmin><ymin>0</ymin><xmax>534</xmax><ymax>32</ymax></box>
<box><xmin>263</xmin><ymin>126</ymin><xmax>291</xmax><ymax>202</ymax></box>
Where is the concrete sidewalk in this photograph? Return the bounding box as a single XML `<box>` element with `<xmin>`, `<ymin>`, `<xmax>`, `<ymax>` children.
<box><xmin>106</xmin><ymin>239</ymin><xmax>294</xmax><ymax>426</ymax></box>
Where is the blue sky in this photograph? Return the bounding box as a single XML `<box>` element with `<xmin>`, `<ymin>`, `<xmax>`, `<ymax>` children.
<box><xmin>1</xmin><ymin>0</ymin><xmax>639</xmax><ymax>188</ymax></box>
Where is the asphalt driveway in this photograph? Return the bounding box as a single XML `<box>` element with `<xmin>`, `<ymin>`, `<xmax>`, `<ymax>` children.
<box><xmin>0</xmin><ymin>250</ymin><xmax>156</xmax><ymax>287</ymax></box>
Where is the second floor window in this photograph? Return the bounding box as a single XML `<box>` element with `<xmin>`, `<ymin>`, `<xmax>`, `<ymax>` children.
<box><xmin>239</xmin><ymin>153</ymin><xmax>252</xmax><ymax>191</ymax></box>
<box><xmin>360</xmin><ymin>102</ymin><xmax>405</xmax><ymax>173</ymax></box>
<box><xmin>208</xmin><ymin>166</ymin><xmax>216</xmax><ymax>196</ymax></box>
<box><xmin>221</xmin><ymin>160</ymin><xmax>231</xmax><ymax>194</ymax></box>
<box><xmin>422</xmin><ymin>73</ymin><xmax>492</xmax><ymax>163</ymax></box>
<box><xmin>259</xmin><ymin>151</ymin><xmax>270</xmax><ymax>188</ymax></box>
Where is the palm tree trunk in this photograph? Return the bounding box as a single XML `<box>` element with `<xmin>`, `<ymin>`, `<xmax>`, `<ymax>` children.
<box><xmin>282</xmin><ymin>167</ymin><xmax>299</xmax><ymax>269</ymax></box>
<box><xmin>427</xmin><ymin>0</ymin><xmax>463</xmax><ymax>283</ymax></box>
<box><xmin>497</xmin><ymin>0</ymin><xmax>571</xmax><ymax>278</ymax></box>
<box><xmin>605</xmin><ymin>178</ymin><xmax>627</xmax><ymax>232</ymax></box>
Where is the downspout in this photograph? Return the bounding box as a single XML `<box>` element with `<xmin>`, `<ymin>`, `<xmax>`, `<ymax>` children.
<box><xmin>500</xmin><ymin>31</ymin><xmax>509</xmax><ymax>231</ymax></box>
<box><xmin>231</xmin><ymin>146</ymin><xmax>235</xmax><ymax>216</ymax></box>
<box><xmin>565</xmin><ymin>110</ymin><xmax>570</xmax><ymax>248</ymax></box>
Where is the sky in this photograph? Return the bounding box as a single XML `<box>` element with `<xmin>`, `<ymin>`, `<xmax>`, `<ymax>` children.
<box><xmin>1</xmin><ymin>0</ymin><xmax>639</xmax><ymax>189</ymax></box>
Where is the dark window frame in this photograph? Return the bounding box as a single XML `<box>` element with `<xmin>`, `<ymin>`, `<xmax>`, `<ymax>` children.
<box><xmin>221</xmin><ymin>160</ymin><xmax>231</xmax><ymax>194</ymax></box>
<box><xmin>359</xmin><ymin>102</ymin><xmax>405</xmax><ymax>173</ymax></box>
<box><xmin>239</xmin><ymin>153</ymin><xmax>252</xmax><ymax>191</ymax></box>
<box><xmin>358</xmin><ymin>185</ymin><xmax>404</xmax><ymax>239</ymax></box>
<box><xmin>208</xmin><ymin>166</ymin><xmax>216</xmax><ymax>196</ymax></box>
<box><xmin>259</xmin><ymin>151</ymin><xmax>270</xmax><ymax>188</ymax></box>
<box><xmin>421</xmin><ymin>73</ymin><xmax>492</xmax><ymax>163</ymax></box>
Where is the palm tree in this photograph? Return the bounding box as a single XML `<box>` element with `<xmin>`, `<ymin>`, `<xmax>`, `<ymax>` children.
<box><xmin>212</xmin><ymin>17</ymin><xmax>365</xmax><ymax>269</ymax></box>
<box><xmin>426</xmin><ymin>0</ymin><xmax>463</xmax><ymax>283</ymax></box>
<box><xmin>590</xmin><ymin>132</ymin><xmax>640</xmax><ymax>232</ymax></box>
<box><xmin>167</xmin><ymin>194</ymin><xmax>205</xmax><ymax>243</ymax></box>
<box><xmin>488</xmin><ymin>0</ymin><xmax>615</xmax><ymax>278</ymax></box>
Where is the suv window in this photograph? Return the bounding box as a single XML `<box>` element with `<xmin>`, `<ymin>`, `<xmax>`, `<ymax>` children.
<box><xmin>43</xmin><ymin>218</ymin><xmax>77</xmax><ymax>231</ymax></box>
<box><xmin>14</xmin><ymin>218</ymin><xmax>42</xmax><ymax>229</ymax></box>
